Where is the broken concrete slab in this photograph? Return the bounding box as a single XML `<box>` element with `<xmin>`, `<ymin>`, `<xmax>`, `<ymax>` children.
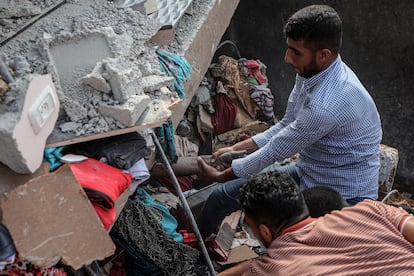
<box><xmin>46</xmin><ymin>26</ymin><xmax>136</xmax><ymax>119</ymax></box>
<box><xmin>81</xmin><ymin>62</ymin><xmax>112</xmax><ymax>94</ymax></box>
<box><xmin>0</xmin><ymin>165</ymin><xmax>115</xmax><ymax>269</ymax></box>
<box><xmin>0</xmin><ymin>0</ymin><xmax>240</xmax><ymax>154</ymax></box>
<box><xmin>0</xmin><ymin>0</ymin><xmax>169</xmax><ymax>144</ymax></box>
<box><xmin>104</xmin><ymin>58</ymin><xmax>143</xmax><ymax>103</ymax></box>
<box><xmin>142</xmin><ymin>74</ymin><xmax>174</xmax><ymax>92</ymax></box>
<box><xmin>0</xmin><ymin>0</ymin><xmax>41</xmax><ymax>19</ymax></box>
<box><xmin>0</xmin><ymin>74</ymin><xmax>59</xmax><ymax>173</ymax></box>
<box><xmin>99</xmin><ymin>94</ymin><xmax>151</xmax><ymax>127</ymax></box>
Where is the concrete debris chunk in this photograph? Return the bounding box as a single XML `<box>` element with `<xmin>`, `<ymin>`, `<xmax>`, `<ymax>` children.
<box><xmin>81</xmin><ymin>62</ymin><xmax>111</xmax><ymax>93</ymax></box>
<box><xmin>141</xmin><ymin>75</ymin><xmax>174</xmax><ymax>93</ymax></box>
<box><xmin>104</xmin><ymin>58</ymin><xmax>143</xmax><ymax>103</ymax></box>
<box><xmin>0</xmin><ymin>0</ymin><xmax>41</xmax><ymax>19</ymax></box>
<box><xmin>0</xmin><ymin>75</ymin><xmax>59</xmax><ymax>173</ymax></box>
<box><xmin>0</xmin><ymin>78</ymin><xmax>8</xmax><ymax>100</ymax></box>
<box><xmin>59</xmin><ymin>121</ymin><xmax>82</xmax><ymax>133</ymax></box>
<box><xmin>99</xmin><ymin>94</ymin><xmax>151</xmax><ymax>127</ymax></box>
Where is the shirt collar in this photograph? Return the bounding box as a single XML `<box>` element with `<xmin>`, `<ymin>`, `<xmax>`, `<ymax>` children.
<box><xmin>300</xmin><ymin>55</ymin><xmax>342</xmax><ymax>90</ymax></box>
<box><xmin>280</xmin><ymin>217</ymin><xmax>317</xmax><ymax>235</ymax></box>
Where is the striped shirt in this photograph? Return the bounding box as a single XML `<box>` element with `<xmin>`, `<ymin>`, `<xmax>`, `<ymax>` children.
<box><xmin>245</xmin><ymin>200</ymin><xmax>414</xmax><ymax>276</ymax></box>
<box><xmin>232</xmin><ymin>56</ymin><xmax>382</xmax><ymax>199</ymax></box>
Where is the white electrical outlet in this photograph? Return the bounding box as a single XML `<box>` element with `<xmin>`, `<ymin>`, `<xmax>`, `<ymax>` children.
<box><xmin>28</xmin><ymin>85</ymin><xmax>57</xmax><ymax>134</ymax></box>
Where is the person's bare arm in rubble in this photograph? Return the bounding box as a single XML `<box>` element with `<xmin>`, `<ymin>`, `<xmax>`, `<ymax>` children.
<box><xmin>197</xmin><ymin>138</ymin><xmax>259</xmax><ymax>182</ymax></box>
<box><xmin>212</xmin><ymin>137</ymin><xmax>259</xmax><ymax>159</ymax></box>
<box><xmin>197</xmin><ymin>83</ymin><xmax>300</xmax><ymax>182</ymax></box>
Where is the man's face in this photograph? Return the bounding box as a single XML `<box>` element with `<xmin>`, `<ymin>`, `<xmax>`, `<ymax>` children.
<box><xmin>284</xmin><ymin>38</ymin><xmax>320</xmax><ymax>78</ymax></box>
<box><xmin>244</xmin><ymin>214</ymin><xmax>272</xmax><ymax>248</ymax></box>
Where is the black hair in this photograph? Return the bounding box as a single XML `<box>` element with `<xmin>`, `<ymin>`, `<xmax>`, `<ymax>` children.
<box><xmin>284</xmin><ymin>5</ymin><xmax>342</xmax><ymax>55</ymax></box>
<box><xmin>239</xmin><ymin>171</ymin><xmax>309</xmax><ymax>234</ymax></box>
<box><xmin>302</xmin><ymin>186</ymin><xmax>348</xmax><ymax>217</ymax></box>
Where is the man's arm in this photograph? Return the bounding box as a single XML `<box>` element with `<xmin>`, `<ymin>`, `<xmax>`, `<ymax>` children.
<box><xmin>217</xmin><ymin>260</ymin><xmax>251</xmax><ymax>276</ymax></box>
<box><xmin>197</xmin><ymin>157</ymin><xmax>237</xmax><ymax>183</ymax></box>
<box><xmin>213</xmin><ymin>138</ymin><xmax>259</xmax><ymax>159</ymax></box>
<box><xmin>401</xmin><ymin>217</ymin><xmax>414</xmax><ymax>244</ymax></box>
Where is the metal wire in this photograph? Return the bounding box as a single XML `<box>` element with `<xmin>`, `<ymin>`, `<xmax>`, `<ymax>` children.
<box><xmin>150</xmin><ymin>130</ymin><xmax>216</xmax><ymax>275</ymax></box>
<box><xmin>381</xmin><ymin>189</ymin><xmax>399</xmax><ymax>203</ymax></box>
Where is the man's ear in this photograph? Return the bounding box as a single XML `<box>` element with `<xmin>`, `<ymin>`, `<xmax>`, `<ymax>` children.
<box><xmin>258</xmin><ymin>224</ymin><xmax>273</xmax><ymax>245</ymax></box>
<box><xmin>318</xmin><ymin>48</ymin><xmax>332</xmax><ymax>64</ymax></box>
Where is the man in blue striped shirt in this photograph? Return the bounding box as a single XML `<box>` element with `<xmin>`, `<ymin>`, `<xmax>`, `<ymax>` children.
<box><xmin>197</xmin><ymin>5</ymin><xmax>382</xmax><ymax>237</ymax></box>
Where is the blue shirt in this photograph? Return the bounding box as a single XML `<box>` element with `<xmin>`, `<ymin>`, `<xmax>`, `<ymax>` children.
<box><xmin>232</xmin><ymin>56</ymin><xmax>383</xmax><ymax>199</ymax></box>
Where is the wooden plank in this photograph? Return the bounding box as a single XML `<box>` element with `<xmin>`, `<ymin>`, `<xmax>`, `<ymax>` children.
<box><xmin>170</xmin><ymin>0</ymin><xmax>240</xmax><ymax>129</ymax></box>
<box><xmin>45</xmin><ymin>98</ymin><xmax>181</xmax><ymax>148</ymax></box>
<box><xmin>45</xmin><ymin>116</ymin><xmax>166</xmax><ymax>148</ymax></box>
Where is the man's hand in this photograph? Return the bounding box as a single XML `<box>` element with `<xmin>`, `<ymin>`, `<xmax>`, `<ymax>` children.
<box><xmin>197</xmin><ymin>157</ymin><xmax>222</xmax><ymax>180</ymax></box>
<box><xmin>212</xmin><ymin>146</ymin><xmax>235</xmax><ymax>160</ymax></box>
<box><xmin>214</xmin><ymin>150</ymin><xmax>246</xmax><ymax>169</ymax></box>
<box><xmin>197</xmin><ymin>157</ymin><xmax>236</xmax><ymax>183</ymax></box>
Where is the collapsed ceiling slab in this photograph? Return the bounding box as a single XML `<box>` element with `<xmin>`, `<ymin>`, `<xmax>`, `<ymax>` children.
<box><xmin>0</xmin><ymin>0</ymin><xmax>240</xmax><ymax>173</ymax></box>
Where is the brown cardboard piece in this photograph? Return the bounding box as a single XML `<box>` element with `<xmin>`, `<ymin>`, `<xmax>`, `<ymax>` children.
<box><xmin>150</xmin><ymin>25</ymin><xmax>176</xmax><ymax>46</ymax></box>
<box><xmin>0</xmin><ymin>162</ymin><xmax>50</xmax><ymax>194</ymax></box>
<box><xmin>0</xmin><ymin>164</ymin><xmax>115</xmax><ymax>269</ymax></box>
<box><xmin>218</xmin><ymin>244</ymin><xmax>258</xmax><ymax>266</ymax></box>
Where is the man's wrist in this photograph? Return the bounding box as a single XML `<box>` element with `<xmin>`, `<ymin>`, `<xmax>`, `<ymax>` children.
<box><xmin>218</xmin><ymin>167</ymin><xmax>236</xmax><ymax>182</ymax></box>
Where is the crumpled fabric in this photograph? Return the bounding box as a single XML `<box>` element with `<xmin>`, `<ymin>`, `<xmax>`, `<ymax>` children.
<box><xmin>155</xmin><ymin>118</ymin><xmax>178</xmax><ymax>164</ymax></box>
<box><xmin>69</xmin><ymin>158</ymin><xmax>132</xmax><ymax>229</ymax></box>
<box><xmin>43</xmin><ymin>146</ymin><xmax>66</xmax><ymax>171</ymax></box>
<box><xmin>240</xmin><ymin>58</ymin><xmax>268</xmax><ymax>84</ymax></box>
<box><xmin>2</xmin><ymin>255</ymin><xmax>67</xmax><ymax>276</ymax></box>
<box><xmin>70</xmin><ymin>158</ymin><xmax>132</xmax><ymax>209</ymax></box>
<box><xmin>67</xmin><ymin>131</ymin><xmax>150</xmax><ymax>170</ymax></box>
<box><xmin>135</xmin><ymin>187</ymin><xmax>182</xmax><ymax>242</ymax></box>
<box><xmin>156</xmin><ymin>48</ymin><xmax>192</xmax><ymax>100</ymax></box>
<box><xmin>190</xmin><ymin>85</ymin><xmax>215</xmax><ymax>114</ymax></box>
<box><xmin>211</xmin><ymin>55</ymin><xmax>259</xmax><ymax>119</ymax></box>
<box><xmin>211</xmin><ymin>82</ymin><xmax>238</xmax><ymax>135</ymax></box>
<box><xmin>110</xmin><ymin>191</ymin><xmax>199</xmax><ymax>275</ymax></box>
<box><xmin>250</xmin><ymin>84</ymin><xmax>276</xmax><ymax>124</ymax></box>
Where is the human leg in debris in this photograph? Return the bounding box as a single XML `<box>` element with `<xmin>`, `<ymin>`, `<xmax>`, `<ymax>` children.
<box><xmin>150</xmin><ymin>155</ymin><xmax>213</xmax><ymax>177</ymax></box>
<box><xmin>197</xmin><ymin>177</ymin><xmax>246</xmax><ymax>238</ymax></box>
<box><xmin>197</xmin><ymin>160</ymin><xmax>300</xmax><ymax>238</ymax></box>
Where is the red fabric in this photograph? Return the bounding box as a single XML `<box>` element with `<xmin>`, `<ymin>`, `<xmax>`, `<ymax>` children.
<box><xmin>245</xmin><ymin>60</ymin><xmax>267</xmax><ymax>84</ymax></box>
<box><xmin>1</xmin><ymin>254</ymin><xmax>67</xmax><ymax>275</ymax></box>
<box><xmin>93</xmin><ymin>203</ymin><xmax>116</xmax><ymax>230</ymax></box>
<box><xmin>158</xmin><ymin>176</ymin><xmax>193</xmax><ymax>196</ymax></box>
<box><xmin>211</xmin><ymin>93</ymin><xmax>238</xmax><ymax>135</ymax></box>
<box><xmin>69</xmin><ymin>158</ymin><xmax>132</xmax><ymax>229</ymax></box>
<box><xmin>70</xmin><ymin>158</ymin><xmax>132</xmax><ymax>208</ymax></box>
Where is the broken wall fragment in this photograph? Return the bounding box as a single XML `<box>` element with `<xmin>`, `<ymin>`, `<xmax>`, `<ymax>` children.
<box><xmin>0</xmin><ymin>74</ymin><xmax>59</xmax><ymax>173</ymax></box>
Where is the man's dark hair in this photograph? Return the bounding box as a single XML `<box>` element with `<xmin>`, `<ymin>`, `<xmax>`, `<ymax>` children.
<box><xmin>302</xmin><ymin>186</ymin><xmax>348</xmax><ymax>218</ymax></box>
<box><xmin>239</xmin><ymin>171</ymin><xmax>309</xmax><ymax>234</ymax></box>
<box><xmin>284</xmin><ymin>5</ymin><xmax>342</xmax><ymax>55</ymax></box>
